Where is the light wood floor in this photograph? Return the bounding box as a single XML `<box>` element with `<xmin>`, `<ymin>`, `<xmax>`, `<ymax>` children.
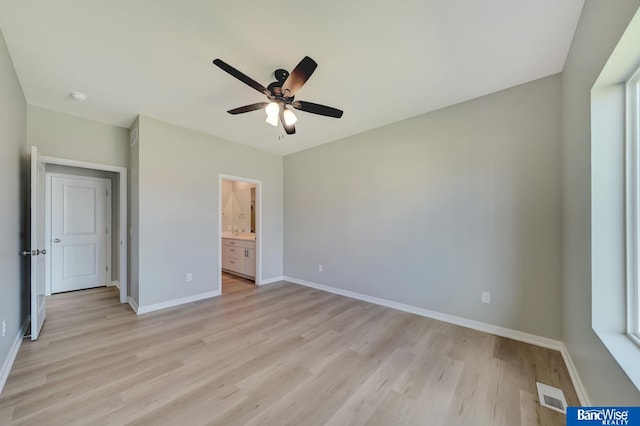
<box><xmin>0</xmin><ymin>281</ymin><xmax>578</xmax><ymax>425</ymax></box>
<box><xmin>222</xmin><ymin>271</ymin><xmax>256</xmax><ymax>294</ymax></box>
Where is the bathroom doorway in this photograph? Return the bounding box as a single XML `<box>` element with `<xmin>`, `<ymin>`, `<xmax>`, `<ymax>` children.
<box><xmin>219</xmin><ymin>175</ymin><xmax>261</xmax><ymax>294</ymax></box>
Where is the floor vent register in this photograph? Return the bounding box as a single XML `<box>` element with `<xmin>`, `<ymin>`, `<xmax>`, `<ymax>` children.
<box><xmin>536</xmin><ymin>382</ymin><xmax>568</xmax><ymax>414</ymax></box>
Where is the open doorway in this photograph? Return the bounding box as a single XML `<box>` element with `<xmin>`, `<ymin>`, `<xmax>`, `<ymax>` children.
<box><xmin>39</xmin><ymin>153</ymin><xmax>128</xmax><ymax>304</ymax></box>
<box><xmin>219</xmin><ymin>175</ymin><xmax>261</xmax><ymax>294</ymax></box>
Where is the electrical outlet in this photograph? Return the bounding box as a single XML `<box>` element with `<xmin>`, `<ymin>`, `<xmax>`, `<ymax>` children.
<box><xmin>186</xmin><ymin>273</ymin><xmax>193</xmax><ymax>282</ymax></box>
<box><xmin>482</xmin><ymin>291</ymin><xmax>491</xmax><ymax>304</ymax></box>
<box><xmin>318</xmin><ymin>264</ymin><xmax>323</xmax><ymax>272</ymax></box>
<box><xmin>2</xmin><ymin>319</ymin><xmax>6</xmax><ymax>337</ymax></box>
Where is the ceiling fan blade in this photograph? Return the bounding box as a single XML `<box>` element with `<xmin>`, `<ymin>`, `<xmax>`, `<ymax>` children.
<box><xmin>292</xmin><ymin>101</ymin><xmax>343</xmax><ymax>118</ymax></box>
<box><xmin>213</xmin><ymin>59</ymin><xmax>270</xmax><ymax>96</ymax></box>
<box><xmin>227</xmin><ymin>103</ymin><xmax>269</xmax><ymax>115</ymax></box>
<box><xmin>281</xmin><ymin>56</ymin><xmax>317</xmax><ymax>98</ymax></box>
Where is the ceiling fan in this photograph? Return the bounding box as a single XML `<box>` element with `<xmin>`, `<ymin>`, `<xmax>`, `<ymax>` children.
<box><xmin>212</xmin><ymin>56</ymin><xmax>343</xmax><ymax>135</ymax></box>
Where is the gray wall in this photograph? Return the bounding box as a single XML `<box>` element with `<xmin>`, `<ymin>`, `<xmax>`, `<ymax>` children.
<box><xmin>284</xmin><ymin>74</ymin><xmax>563</xmax><ymax>340</ymax></box>
<box><xmin>562</xmin><ymin>0</ymin><xmax>640</xmax><ymax>404</ymax></box>
<box><xmin>134</xmin><ymin>116</ymin><xmax>283</xmax><ymax>307</ymax></box>
<box><xmin>27</xmin><ymin>105</ymin><xmax>129</xmax><ymax>168</ymax></box>
<box><xmin>0</xmin><ymin>29</ymin><xmax>27</xmax><ymax>382</ymax></box>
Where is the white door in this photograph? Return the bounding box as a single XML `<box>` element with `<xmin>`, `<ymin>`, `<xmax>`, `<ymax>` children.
<box><xmin>51</xmin><ymin>176</ymin><xmax>108</xmax><ymax>293</ymax></box>
<box><xmin>30</xmin><ymin>146</ymin><xmax>46</xmax><ymax>340</ymax></box>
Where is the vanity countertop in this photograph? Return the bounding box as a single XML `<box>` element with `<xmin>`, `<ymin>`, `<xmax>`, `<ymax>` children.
<box><xmin>222</xmin><ymin>232</ymin><xmax>256</xmax><ymax>241</ymax></box>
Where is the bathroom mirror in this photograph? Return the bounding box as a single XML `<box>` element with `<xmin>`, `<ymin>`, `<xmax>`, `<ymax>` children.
<box><xmin>222</xmin><ymin>180</ymin><xmax>256</xmax><ymax>233</ymax></box>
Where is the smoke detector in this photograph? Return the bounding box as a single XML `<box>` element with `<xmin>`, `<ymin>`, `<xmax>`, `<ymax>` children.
<box><xmin>70</xmin><ymin>91</ymin><xmax>88</xmax><ymax>101</ymax></box>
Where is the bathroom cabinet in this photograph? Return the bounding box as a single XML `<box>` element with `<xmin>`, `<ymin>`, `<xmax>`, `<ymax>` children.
<box><xmin>222</xmin><ymin>238</ymin><xmax>256</xmax><ymax>279</ymax></box>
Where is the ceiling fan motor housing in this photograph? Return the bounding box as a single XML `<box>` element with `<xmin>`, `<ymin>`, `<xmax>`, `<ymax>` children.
<box><xmin>274</xmin><ymin>68</ymin><xmax>289</xmax><ymax>82</ymax></box>
<box><xmin>267</xmin><ymin>69</ymin><xmax>291</xmax><ymax>99</ymax></box>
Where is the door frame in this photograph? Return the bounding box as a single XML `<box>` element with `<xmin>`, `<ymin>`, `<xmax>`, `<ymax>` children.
<box><xmin>39</xmin><ymin>154</ymin><xmax>128</xmax><ymax>304</ymax></box>
<box><xmin>45</xmin><ymin>173</ymin><xmax>112</xmax><ymax>295</ymax></box>
<box><xmin>218</xmin><ymin>174</ymin><xmax>262</xmax><ymax>292</ymax></box>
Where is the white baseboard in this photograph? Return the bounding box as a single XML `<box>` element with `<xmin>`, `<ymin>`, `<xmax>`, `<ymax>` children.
<box><xmin>109</xmin><ymin>280</ymin><xmax>120</xmax><ymax>289</ymax></box>
<box><xmin>258</xmin><ymin>276</ymin><xmax>284</xmax><ymax>286</ymax></box>
<box><xmin>284</xmin><ymin>276</ymin><xmax>564</xmax><ymax>351</ymax></box>
<box><xmin>0</xmin><ymin>319</ymin><xmax>29</xmax><ymax>396</ymax></box>
<box><xmin>284</xmin><ymin>276</ymin><xmax>589</xmax><ymax>401</ymax></box>
<box><xmin>559</xmin><ymin>343</ymin><xmax>591</xmax><ymax>406</ymax></box>
<box><xmin>127</xmin><ymin>296</ymin><xmax>140</xmax><ymax>314</ymax></box>
<box><xmin>133</xmin><ymin>291</ymin><xmax>221</xmax><ymax>315</ymax></box>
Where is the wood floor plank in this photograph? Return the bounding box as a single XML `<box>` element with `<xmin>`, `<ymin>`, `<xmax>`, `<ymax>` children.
<box><xmin>365</xmin><ymin>390</ymin><xmax>422</xmax><ymax>425</ymax></box>
<box><xmin>0</xmin><ymin>273</ymin><xmax>579</xmax><ymax>425</ymax></box>
<box><xmin>521</xmin><ymin>389</ymin><xmax>544</xmax><ymax>426</ymax></box>
<box><xmin>250</xmin><ymin>348</ymin><xmax>378</xmax><ymax>426</ymax></box>
<box><xmin>325</xmin><ymin>348</ymin><xmax>416</xmax><ymax>425</ymax></box>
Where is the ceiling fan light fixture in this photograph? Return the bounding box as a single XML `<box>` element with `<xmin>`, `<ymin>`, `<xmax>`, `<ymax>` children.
<box><xmin>283</xmin><ymin>108</ymin><xmax>297</xmax><ymax>126</ymax></box>
<box><xmin>265</xmin><ymin>114</ymin><xmax>279</xmax><ymax>127</ymax></box>
<box><xmin>265</xmin><ymin>101</ymin><xmax>279</xmax><ymax>117</ymax></box>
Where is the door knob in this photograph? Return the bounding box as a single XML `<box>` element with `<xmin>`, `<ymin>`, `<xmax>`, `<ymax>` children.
<box><xmin>21</xmin><ymin>250</ymin><xmax>31</xmax><ymax>256</ymax></box>
<box><xmin>53</xmin><ymin>238</ymin><xmax>61</xmax><ymax>243</ymax></box>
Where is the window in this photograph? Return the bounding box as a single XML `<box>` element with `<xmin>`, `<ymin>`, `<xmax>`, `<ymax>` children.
<box><xmin>590</xmin><ymin>8</ymin><xmax>640</xmax><ymax>393</ymax></box>
<box><xmin>627</xmin><ymin>64</ymin><xmax>640</xmax><ymax>347</ymax></box>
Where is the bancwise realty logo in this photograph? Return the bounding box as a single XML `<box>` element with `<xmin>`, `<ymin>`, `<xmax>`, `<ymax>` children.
<box><xmin>567</xmin><ymin>407</ymin><xmax>640</xmax><ymax>425</ymax></box>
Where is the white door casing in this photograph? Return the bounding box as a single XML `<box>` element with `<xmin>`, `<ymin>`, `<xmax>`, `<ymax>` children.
<box><xmin>51</xmin><ymin>176</ymin><xmax>109</xmax><ymax>293</ymax></box>
<box><xmin>30</xmin><ymin>146</ymin><xmax>46</xmax><ymax>340</ymax></box>
<box><xmin>38</xmin><ymin>154</ymin><xmax>127</xmax><ymax>304</ymax></box>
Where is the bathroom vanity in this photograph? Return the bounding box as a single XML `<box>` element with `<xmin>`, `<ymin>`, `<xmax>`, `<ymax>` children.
<box><xmin>221</xmin><ymin>235</ymin><xmax>256</xmax><ymax>280</ymax></box>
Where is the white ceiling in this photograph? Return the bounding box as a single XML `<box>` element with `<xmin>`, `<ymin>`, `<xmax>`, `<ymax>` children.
<box><xmin>0</xmin><ymin>0</ymin><xmax>584</xmax><ymax>156</ymax></box>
